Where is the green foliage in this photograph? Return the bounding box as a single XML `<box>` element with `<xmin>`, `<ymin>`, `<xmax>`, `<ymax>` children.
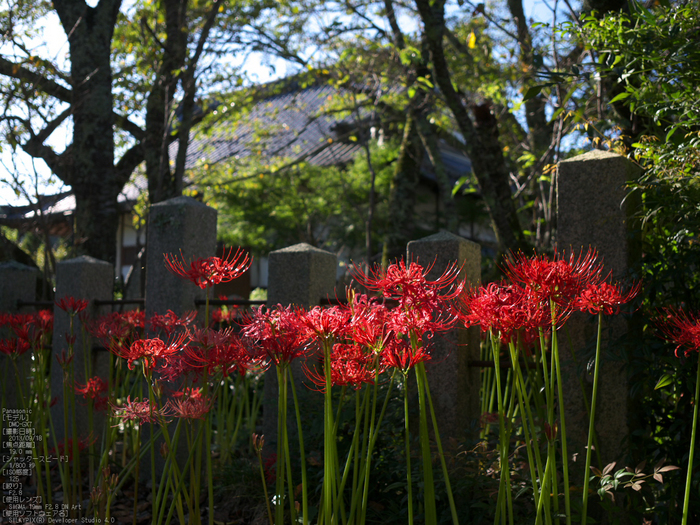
<box><xmin>579</xmin><ymin>0</ymin><xmax>700</xmax><ymax>138</ymax></box>
<box><xmin>196</xmin><ymin>139</ymin><xmax>396</xmax><ymax>256</ymax></box>
<box><xmin>574</xmin><ymin>3</ymin><xmax>700</xmax><ymax>522</ymax></box>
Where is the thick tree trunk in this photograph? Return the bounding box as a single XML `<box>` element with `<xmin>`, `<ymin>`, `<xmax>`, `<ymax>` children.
<box><xmin>381</xmin><ymin>112</ymin><xmax>423</xmax><ymax>267</ymax></box>
<box><xmin>145</xmin><ymin>0</ymin><xmax>188</xmax><ymax>203</ymax></box>
<box><xmin>54</xmin><ymin>0</ymin><xmax>122</xmax><ymax>264</ymax></box>
<box><xmin>414</xmin><ymin>0</ymin><xmax>527</xmax><ymax>254</ymax></box>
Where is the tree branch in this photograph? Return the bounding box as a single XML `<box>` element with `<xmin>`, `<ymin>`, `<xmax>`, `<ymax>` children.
<box><xmin>0</xmin><ymin>57</ymin><xmax>72</xmax><ymax>103</ymax></box>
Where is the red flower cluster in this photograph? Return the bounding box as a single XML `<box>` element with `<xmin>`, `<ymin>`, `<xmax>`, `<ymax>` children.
<box><xmin>657</xmin><ymin>307</ymin><xmax>700</xmax><ymax>358</ymax></box>
<box><xmin>149</xmin><ymin>310</ymin><xmax>197</xmax><ymax>336</ymax></box>
<box><xmin>167</xmin><ymin>391</ymin><xmax>212</xmax><ymax>420</ymax></box>
<box><xmin>164</xmin><ymin>246</ymin><xmax>251</xmax><ymax>289</ymax></box>
<box><xmin>74</xmin><ymin>376</ymin><xmax>109</xmax><ymax>411</ymax></box>
<box><xmin>55</xmin><ymin>296</ymin><xmax>89</xmax><ymax>315</ymax></box>
<box><xmin>241</xmin><ymin>305</ymin><xmax>310</xmax><ymax>366</ymax></box>
<box><xmin>354</xmin><ymin>259</ymin><xmax>463</xmax><ymax>339</ymax></box>
<box><xmin>0</xmin><ymin>310</ymin><xmax>53</xmax><ymax>349</ymax></box>
<box><xmin>117</xmin><ymin>332</ymin><xmax>189</xmax><ymax>371</ymax></box>
<box><xmin>457</xmin><ymin>249</ymin><xmax>639</xmax><ymax>342</ymax></box>
<box><xmin>185</xmin><ymin>327</ymin><xmax>259</xmax><ymax>377</ymax></box>
<box><xmin>111</xmin><ymin>396</ymin><xmax>169</xmax><ymax>424</ymax></box>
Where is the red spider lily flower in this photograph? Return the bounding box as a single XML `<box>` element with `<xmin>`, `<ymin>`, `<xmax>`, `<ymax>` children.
<box><xmin>87</xmin><ymin>311</ymin><xmax>143</xmax><ymax>352</ymax></box>
<box><xmin>55</xmin><ymin>350</ymin><xmax>74</xmax><ymax>368</ymax></box>
<box><xmin>381</xmin><ymin>338</ymin><xmax>431</xmax><ymax>373</ymax></box>
<box><xmin>185</xmin><ymin>336</ymin><xmax>259</xmax><ymax>378</ymax></box>
<box><xmin>355</xmin><ymin>259</ymin><xmax>464</xmax><ymax>308</ymax></box>
<box><xmin>304</xmin><ymin>343</ymin><xmax>376</xmax><ymax>391</ymax></box>
<box><xmin>6</xmin><ymin>311</ymin><xmax>53</xmax><ymax>348</ymax></box>
<box><xmin>657</xmin><ymin>307</ymin><xmax>700</xmax><ymax>358</ymax></box>
<box><xmin>164</xmin><ymin>246</ymin><xmax>251</xmax><ymax>289</ymax></box>
<box><xmin>348</xmin><ymin>299</ymin><xmax>392</xmax><ymax>352</ymax></box>
<box><xmin>55</xmin><ymin>296</ymin><xmax>89</xmax><ymax>315</ymax></box>
<box><xmin>504</xmin><ymin>249</ymin><xmax>605</xmax><ymax>308</ymax></box>
<box><xmin>298</xmin><ymin>305</ymin><xmax>351</xmax><ymax>340</ymax></box>
<box><xmin>32</xmin><ymin>309</ymin><xmax>54</xmax><ymax>335</ymax></box>
<box><xmin>111</xmin><ymin>396</ymin><xmax>170</xmax><ymax>424</ymax></box>
<box><xmin>354</xmin><ymin>259</ymin><xmax>463</xmax><ymax>341</ymax></box>
<box><xmin>149</xmin><ymin>310</ymin><xmax>197</xmax><ymax>337</ymax></box>
<box><xmin>156</xmin><ymin>353</ymin><xmax>201</xmax><ymax>383</ymax></box>
<box><xmin>189</xmin><ymin>326</ymin><xmax>235</xmax><ymax>348</ymax></box>
<box><xmin>167</xmin><ymin>394</ymin><xmax>213</xmax><ymax>420</ymax></box>
<box><xmin>241</xmin><ymin>305</ymin><xmax>310</xmax><ymax>366</ymax></box>
<box><xmin>171</xmin><ymin>386</ymin><xmax>203</xmax><ymax>399</ymax></box>
<box><xmin>75</xmin><ymin>376</ymin><xmax>109</xmax><ymax>411</ymax></box>
<box><xmin>0</xmin><ymin>338</ymin><xmax>31</xmax><ymax>357</ymax></box>
<box><xmin>49</xmin><ymin>434</ymin><xmax>97</xmax><ymax>463</ymax></box>
<box><xmin>573</xmin><ymin>281</ymin><xmax>641</xmax><ymax>316</ymax></box>
<box><xmin>117</xmin><ymin>331</ymin><xmax>189</xmax><ymax>371</ymax></box>
<box><xmin>456</xmin><ymin>282</ymin><xmax>551</xmax><ymax>343</ymax></box>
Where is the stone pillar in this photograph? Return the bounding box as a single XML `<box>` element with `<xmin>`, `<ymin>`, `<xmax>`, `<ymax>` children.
<box><xmin>145</xmin><ymin>196</ymin><xmax>217</xmax><ymax>321</ymax></box>
<box><xmin>557</xmin><ymin>150</ymin><xmax>642</xmax><ymax>469</ymax></box>
<box><xmin>0</xmin><ymin>262</ymin><xmax>39</xmax><ymax>458</ymax></box>
<box><xmin>407</xmin><ymin>232</ymin><xmax>482</xmax><ymax>442</ymax></box>
<box><xmin>143</xmin><ymin>196</ymin><xmax>217</xmax><ymax>477</ymax></box>
<box><xmin>263</xmin><ymin>243</ymin><xmax>338</xmax><ymax>448</ymax></box>
<box><xmin>50</xmin><ymin>256</ymin><xmax>114</xmax><ymax>452</ymax></box>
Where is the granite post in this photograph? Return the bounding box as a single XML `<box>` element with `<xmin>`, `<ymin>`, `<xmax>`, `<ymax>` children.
<box><xmin>50</xmin><ymin>256</ymin><xmax>114</xmax><ymax>456</ymax></box>
<box><xmin>263</xmin><ymin>243</ymin><xmax>338</xmax><ymax>449</ymax></box>
<box><xmin>407</xmin><ymin>232</ymin><xmax>482</xmax><ymax>443</ymax></box>
<box><xmin>145</xmin><ymin>196</ymin><xmax>217</xmax><ymax>321</ymax></box>
<box><xmin>144</xmin><ymin>196</ymin><xmax>217</xmax><ymax>478</ymax></box>
<box><xmin>0</xmin><ymin>262</ymin><xmax>40</xmax><ymax>458</ymax></box>
<box><xmin>557</xmin><ymin>150</ymin><xmax>642</xmax><ymax>473</ymax></box>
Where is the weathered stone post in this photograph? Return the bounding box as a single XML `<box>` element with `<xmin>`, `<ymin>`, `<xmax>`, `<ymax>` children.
<box><xmin>263</xmin><ymin>243</ymin><xmax>338</xmax><ymax>447</ymax></box>
<box><xmin>407</xmin><ymin>231</ymin><xmax>482</xmax><ymax>442</ymax></box>
<box><xmin>557</xmin><ymin>149</ymin><xmax>642</xmax><ymax>470</ymax></box>
<box><xmin>143</xmin><ymin>196</ymin><xmax>218</xmax><ymax>476</ymax></box>
<box><xmin>0</xmin><ymin>262</ymin><xmax>39</xmax><ymax>458</ymax></box>
<box><xmin>50</xmin><ymin>256</ymin><xmax>114</xmax><ymax>449</ymax></box>
<box><xmin>145</xmin><ymin>196</ymin><xmax>218</xmax><ymax>321</ymax></box>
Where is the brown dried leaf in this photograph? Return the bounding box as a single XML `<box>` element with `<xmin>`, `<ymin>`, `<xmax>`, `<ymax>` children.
<box><xmin>603</xmin><ymin>462</ymin><xmax>616</xmax><ymax>475</ymax></box>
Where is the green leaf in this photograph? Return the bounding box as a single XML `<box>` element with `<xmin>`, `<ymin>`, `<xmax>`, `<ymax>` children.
<box><xmin>609</xmin><ymin>91</ymin><xmax>631</xmax><ymax>104</ymax></box>
<box><xmin>655</xmin><ymin>373</ymin><xmax>673</xmax><ymax>390</ymax></box>
<box><xmin>523</xmin><ymin>85</ymin><xmax>543</xmax><ymax>101</ymax></box>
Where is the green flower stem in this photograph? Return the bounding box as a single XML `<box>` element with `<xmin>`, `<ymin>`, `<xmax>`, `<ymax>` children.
<box><xmin>275</xmin><ymin>365</ymin><xmax>287</xmax><ymax>525</ymax></box>
<box><xmin>402</xmin><ymin>373</ymin><xmax>414</xmax><ymax>525</ymax></box>
<box><xmin>160</xmin><ymin>420</ymin><xmax>206</xmax><ymax>525</ymax></box>
<box><xmin>132</xmin><ymin>425</ymin><xmax>141</xmax><ymax>525</ymax></box>
<box><xmin>507</xmin><ymin>342</ymin><xmax>542</xmax><ymax>512</ymax></box>
<box><xmin>352</xmin><ymin>370</ymin><xmax>396</xmax><ymax>524</ymax></box>
<box><xmin>420</xmin><ymin>363</ymin><xmax>459</xmax><ymax>525</ymax></box>
<box><xmin>682</xmin><ymin>351</ymin><xmax>700</xmax><ymax>525</ymax></box>
<box><xmin>322</xmin><ymin>339</ymin><xmax>337</xmax><ymax>525</ymax></box>
<box><xmin>281</xmin><ymin>367</ymin><xmax>297</xmax><ymax>525</ymax></box>
<box><xmin>288</xmin><ymin>369</ymin><xmax>309</xmax><ymax>525</ymax></box>
<box><xmin>581</xmin><ymin>313</ymin><xmax>604</xmax><ymax>525</ymax></box>
<box><xmin>415</xmin><ymin>361</ymin><xmax>437</xmax><ymax>524</ymax></box>
<box><xmin>490</xmin><ymin>333</ymin><xmax>512</xmax><ymax>525</ymax></box>
<box><xmin>550</xmin><ymin>311</ymin><xmax>571</xmax><ymax>525</ymax></box>
<box><xmin>256</xmin><ymin>445</ymin><xmax>275</xmax><ymax>525</ymax></box>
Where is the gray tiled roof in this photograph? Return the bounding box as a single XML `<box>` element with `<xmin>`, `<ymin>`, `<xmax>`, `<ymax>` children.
<box><xmin>170</xmin><ymin>83</ymin><xmax>364</xmax><ymax>170</ymax></box>
<box><xmin>170</xmin><ymin>81</ymin><xmax>472</xmax><ymax>185</ymax></box>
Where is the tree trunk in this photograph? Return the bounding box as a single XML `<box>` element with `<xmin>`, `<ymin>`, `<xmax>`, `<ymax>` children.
<box><xmin>54</xmin><ymin>0</ymin><xmax>122</xmax><ymax>264</ymax></box>
<box><xmin>381</xmin><ymin>112</ymin><xmax>423</xmax><ymax>267</ymax></box>
<box><xmin>145</xmin><ymin>0</ymin><xmax>188</xmax><ymax>203</ymax></box>
<box><xmin>414</xmin><ymin>0</ymin><xmax>527</xmax><ymax>254</ymax></box>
